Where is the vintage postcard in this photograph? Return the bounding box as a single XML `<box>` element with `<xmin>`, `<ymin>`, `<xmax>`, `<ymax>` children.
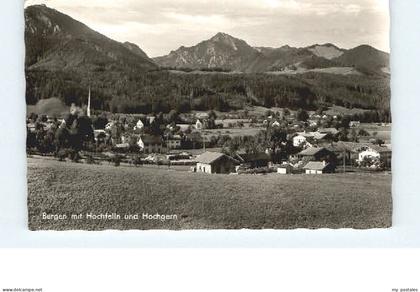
<box><xmin>24</xmin><ymin>0</ymin><xmax>391</xmax><ymax>230</ymax></box>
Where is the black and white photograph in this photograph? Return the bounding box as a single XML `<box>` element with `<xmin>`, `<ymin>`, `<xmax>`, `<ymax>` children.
<box><xmin>24</xmin><ymin>0</ymin><xmax>392</xmax><ymax>230</ymax></box>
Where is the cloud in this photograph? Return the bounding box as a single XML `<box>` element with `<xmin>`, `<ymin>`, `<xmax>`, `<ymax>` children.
<box><xmin>24</xmin><ymin>0</ymin><xmax>389</xmax><ymax>57</ymax></box>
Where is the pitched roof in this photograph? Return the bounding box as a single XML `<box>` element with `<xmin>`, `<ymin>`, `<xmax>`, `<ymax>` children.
<box><xmin>168</xmin><ymin>134</ymin><xmax>182</xmax><ymax>140</ymax></box>
<box><xmin>196</xmin><ymin>151</ymin><xmax>226</xmax><ymax>164</ymax></box>
<box><xmin>312</xmin><ymin>132</ymin><xmax>328</xmax><ymax>140</ymax></box>
<box><xmin>298</xmin><ymin>147</ymin><xmax>327</xmax><ymax>156</ymax></box>
<box><xmin>141</xmin><ymin>135</ymin><xmax>162</xmax><ymax>144</ymax></box>
<box><xmin>333</xmin><ymin>141</ymin><xmax>391</xmax><ymax>153</ymax></box>
<box><xmin>304</xmin><ymin>161</ymin><xmax>329</xmax><ymax>170</ymax></box>
<box><xmin>115</xmin><ymin>143</ymin><xmax>130</xmax><ymax>149</ymax></box>
<box><xmin>318</xmin><ymin>128</ymin><xmax>339</xmax><ymax>135</ymax></box>
<box><xmin>236</xmin><ymin>152</ymin><xmax>270</xmax><ymax>163</ymax></box>
<box><xmin>296</xmin><ymin>131</ymin><xmax>329</xmax><ymax>140</ymax></box>
<box><xmin>196</xmin><ymin>151</ymin><xmax>239</xmax><ymax>164</ymax></box>
<box><xmin>297</xmin><ymin>132</ymin><xmax>314</xmax><ymax>138</ymax></box>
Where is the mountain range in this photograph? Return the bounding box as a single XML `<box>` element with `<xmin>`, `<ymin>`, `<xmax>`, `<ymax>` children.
<box><xmin>26</xmin><ymin>4</ymin><xmax>389</xmax><ymax>76</ymax></box>
<box><xmin>25</xmin><ymin>4</ymin><xmax>157</xmax><ymax>73</ymax></box>
<box><xmin>154</xmin><ymin>33</ymin><xmax>389</xmax><ymax>75</ymax></box>
<box><xmin>24</xmin><ymin>5</ymin><xmax>390</xmax><ymax>115</ymax></box>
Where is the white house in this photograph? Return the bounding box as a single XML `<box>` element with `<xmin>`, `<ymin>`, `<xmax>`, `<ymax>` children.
<box><xmin>138</xmin><ymin>135</ymin><xmax>164</xmax><ymax>154</ymax></box>
<box><xmin>277</xmin><ymin>164</ymin><xmax>293</xmax><ymax>174</ymax></box>
<box><xmin>304</xmin><ymin>161</ymin><xmax>335</xmax><ymax>174</ymax></box>
<box><xmin>293</xmin><ymin>135</ymin><xmax>307</xmax><ymax>147</ymax></box>
<box><xmin>133</xmin><ymin>119</ymin><xmax>144</xmax><ymax>131</ymax></box>
<box><xmin>357</xmin><ymin>147</ymin><xmax>381</xmax><ymax>162</ymax></box>
<box><xmin>195</xmin><ymin>119</ymin><xmax>203</xmax><ymax>130</ymax></box>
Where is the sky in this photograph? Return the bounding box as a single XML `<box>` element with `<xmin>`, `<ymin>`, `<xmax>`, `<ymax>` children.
<box><xmin>24</xmin><ymin>0</ymin><xmax>390</xmax><ymax>57</ymax></box>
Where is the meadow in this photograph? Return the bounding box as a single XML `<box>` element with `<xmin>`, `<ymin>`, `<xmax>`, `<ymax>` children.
<box><xmin>27</xmin><ymin>157</ymin><xmax>392</xmax><ymax>230</ymax></box>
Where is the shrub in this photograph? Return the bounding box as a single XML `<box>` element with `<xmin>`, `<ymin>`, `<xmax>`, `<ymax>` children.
<box><xmin>113</xmin><ymin>155</ymin><xmax>122</xmax><ymax>167</ymax></box>
<box><xmin>56</xmin><ymin>149</ymin><xmax>68</xmax><ymax>162</ymax></box>
<box><xmin>68</xmin><ymin>150</ymin><xmax>81</xmax><ymax>163</ymax></box>
<box><xmin>85</xmin><ymin>154</ymin><xmax>96</xmax><ymax>164</ymax></box>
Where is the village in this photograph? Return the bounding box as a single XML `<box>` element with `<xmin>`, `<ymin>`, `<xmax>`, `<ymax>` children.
<box><xmin>26</xmin><ymin>97</ymin><xmax>392</xmax><ymax>176</ymax></box>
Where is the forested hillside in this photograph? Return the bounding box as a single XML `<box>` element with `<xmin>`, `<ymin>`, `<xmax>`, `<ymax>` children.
<box><xmin>26</xmin><ymin>68</ymin><xmax>390</xmax><ymax>114</ymax></box>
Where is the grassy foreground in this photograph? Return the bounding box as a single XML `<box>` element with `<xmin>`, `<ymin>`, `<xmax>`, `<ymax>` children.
<box><xmin>27</xmin><ymin>157</ymin><xmax>392</xmax><ymax>230</ymax></box>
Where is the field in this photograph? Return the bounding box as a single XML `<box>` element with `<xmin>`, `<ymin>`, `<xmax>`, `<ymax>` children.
<box><xmin>27</xmin><ymin>157</ymin><xmax>392</xmax><ymax>230</ymax></box>
<box><xmin>359</xmin><ymin>123</ymin><xmax>392</xmax><ymax>143</ymax></box>
<box><xmin>202</xmin><ymin>127</ymin><xmax>262</xmax><ymax>139</ymax></box>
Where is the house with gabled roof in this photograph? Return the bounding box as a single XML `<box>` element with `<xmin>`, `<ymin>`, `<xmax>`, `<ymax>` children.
<box><xmin>304</xmin><ymin>161</ymin><xmax>335</xmax><ymax>174</ymax></box>
<box><xmin>166</xmin><ymin>134</ymin><xmax>182</xmax><ymax>149</ymax></box>
<box><xmin>138</xmin><ymin>135</ymin><xmax>164</xmax><ymax>154</ymax></box>
<box><xmin>297</xmin><ymin>147</ymin><xmax>336</xmax><ymax>164</ymax></box>
<box><xmin>294</xmin><ymin>131</ymin><xmax>332</xmax><ymax>146</ymax></box>
<box><xmin>195</xmin><ymin>151</ymin><xmax>239</xmax><ymax>174</ymax></box>
<box><xmin>331</xmin><ymin>142</ymin><xmax>391</xmax><ymax>162</ymax></box>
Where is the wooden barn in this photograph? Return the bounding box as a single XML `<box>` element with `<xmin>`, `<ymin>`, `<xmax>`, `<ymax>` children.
<box><xmin>304</xmin><ymin>161</ymin><xmax>335</xmax><ymax>174</ymax></box>
<box><xmin>235</xmin><ymin>152</ymin><xmax>271</xmax><ymax>169</ymax></box>
<box><xmin>297</xmin><ymin>147</ymin><xmax>336</xmax><ymax>163</ymax></box>
<box><xmin>196</xmin><ymin>152</ymin><xmax>239</xmax><ymax>174</ymax></box>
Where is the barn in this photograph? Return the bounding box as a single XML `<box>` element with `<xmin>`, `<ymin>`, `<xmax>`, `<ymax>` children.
<box><xmin>277</xmin><ymin>164</ymin><xmax>293</xmax><ymax>174</ymax></box>
<box><xmin>196</xmin><ymin>152</ymin><xmax>239</xmax><ymax>174</ymax></box>
<box><xmin>235</xmin><ymin>152</ymin><xmax>271</xmax><ymax>169</ymax></box>
<box><xmin>304</xmin><ymin>161</ymin><xmax>335</xmax><ymax>174</ymax></box>
<box><xmin>297</xmin><ymin>147</ymin><xmax>336</xmax><ymax>162</ymax></box>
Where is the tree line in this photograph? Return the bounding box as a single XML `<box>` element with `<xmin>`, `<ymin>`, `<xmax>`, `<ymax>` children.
<box><xmin>26</xmin><ymin>68</ymin><xmax>390</xmax><ymax>121</ymax></box>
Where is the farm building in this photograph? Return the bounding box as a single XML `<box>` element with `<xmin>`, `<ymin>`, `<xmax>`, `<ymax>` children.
<box><xmin>195</xmin><ymin>120</ymin><xmax>203</xmax><ymax>130</ymax></box>
<box><xmin>166</xmin><ymin>152</ymin><xmax>191</xmax><ymax>161</ymax></box>
<box><xmin>277</xmin><ymin>164</ymin><xmax>293</xmax><ymax>174</ymax></box>
<box><xmin>304</xmin><ymin>161</ymin><xmax>335</xmax><ymax>174</ymax></box>
<box><xmin>331</xmin><ymin>142</ymin><xmax>392</xmax><ymax>165</ymax></box>
<box><xmin>235</xmin><ymin>152</ymin><xmax>271</xmax><ymax>169</ymax></box>
<box><xmin>325</xmin><ymin>143</ymin><xmax>353</xmax><ymax>165</ymax></box>
<box><xmin>196</xmin><ymin>151</ymin><xmax>239</xmax><ymax>174</ymax></box>
<box><xmin>295</xmin><ymin>131</ymin><xmax>332</xmax><ymax>145</ymax></box>
<box><xmin>356</xmin><ymin>145</ymin><xmax>392</xmax><ymax>163</ymax></box>
<box><xmin>166</xmin><ymin>135</ymin><xmax>182</xmax><ymax>149</ymax></box>
<box><xmin>297</xmin><ymin>147</ymin><xmax>336</xmax><ymax>162</ymax></box>
<box><xmin>138</xmin><ymin>135</ymin><xmax>164</xmax><ymax>154</ymax></box>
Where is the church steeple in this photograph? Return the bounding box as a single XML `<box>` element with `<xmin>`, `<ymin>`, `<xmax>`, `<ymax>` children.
<box><xmin>87</xmin><ymin>86</ymin><xmax>91</xmax><ymax>117</ymax></box>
